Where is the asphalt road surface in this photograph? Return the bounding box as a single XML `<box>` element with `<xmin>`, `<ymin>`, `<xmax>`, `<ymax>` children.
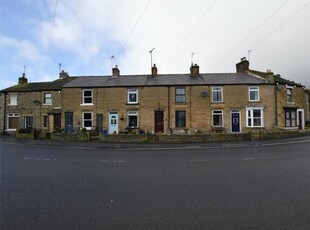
<box><xmin>1</xmin><ymin>137</ymin><xmax>310</xmax><ymax>229</ymax></box>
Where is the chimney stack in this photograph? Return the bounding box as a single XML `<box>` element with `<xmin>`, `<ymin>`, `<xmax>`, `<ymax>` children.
<box><xmin>112</xmin><ymin>65</ymin><xmax>120</xmax><ymax>77</ymax></box>
<box><xmin>59</xmin><ymin>70</ymin><xmax>69</xmax><ymax>79</ymax></box>
<box><xmin>190</xmin><ymin>64</ymin><xmax>200</xmax><ymax>76</ymax></box>
<box><xmin>18</xmin><ymin>72</ymin><xmax>28</xmax><ymax>84</ymax></box>
<box><xmin>152</xmin><ymin>64</ymin><xmax>158</xmax><ymax>77</ymax></box>
<box><xmin>236</xmin><ymin>57</ymin><xmax>249</xmax><ymax>73</ymax></box>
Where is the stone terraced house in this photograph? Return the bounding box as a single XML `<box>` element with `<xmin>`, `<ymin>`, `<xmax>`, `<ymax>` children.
<box><xmin>0</xmin><ymin>59</ymin><xmax>308</xmax><ymax>135</ymax></box>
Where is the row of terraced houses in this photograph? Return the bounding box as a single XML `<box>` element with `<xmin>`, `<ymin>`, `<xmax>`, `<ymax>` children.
<box><xmin>1</xmin><ymin>58</ymin><xmax>309</xmax><ymax>136</ymax></box>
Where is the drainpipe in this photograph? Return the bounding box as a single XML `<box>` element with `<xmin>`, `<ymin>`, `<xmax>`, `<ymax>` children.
<box><xmin>189</xmin><ymin>86</ymin><xmax>192</xmax><ymax>129</ymax></box>
<box><xmin>3</xmin><ymin>92</ymin><xmax>7</xmax><ymax>134</ymax></box>
<box><xmin>167</xmin><ymin>86</ymin><xmax>172</xmax><ymax>133</ymax></box>
<box><xmin>274</xmin><ymin>84</ymin><xmax>278</xmax><ymax>127</ymax></box>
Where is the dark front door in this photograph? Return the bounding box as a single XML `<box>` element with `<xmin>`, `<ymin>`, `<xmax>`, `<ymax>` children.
<box><xmin>231</xmin><ymin>111</ymin><xmax>240</xmax><ymax>133</ymax></box>
<box><xmin>96</xmin><ymin>114</ymin><xmax>103</xmax><ymax>131</ymax></box>
<box><xmin>54</xmin><ymin>114</ymin><xmax>61</xmax><ymax>129</ymax></box>
<box><xmin>65</xmin><ymin>112</ymin><xmax>73</xmax><ymax>133</ymax></box>
<box><xmin>298</xmin><ymin>111</ymin><xmax>303</xmax><ymax>130</ymax></box>
<box><xmin>155</xmin><ymin>111</ymin><xmax>164</xmax><ymax>133</ymax></box>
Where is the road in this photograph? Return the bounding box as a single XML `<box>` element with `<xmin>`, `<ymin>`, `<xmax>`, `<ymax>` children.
<box><xmin>1</xmin><ymin>137</ymin><xmax>310</xmax><ymax>229</ymax></box>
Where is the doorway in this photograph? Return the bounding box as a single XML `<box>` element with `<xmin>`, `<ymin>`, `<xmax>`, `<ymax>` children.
<box><xmin>154</xmin><ymin>111</ymin><xmax>164</xmax><ymax>133</ymax></box>
<box><xmin>109</xmin><ymin>112</ymin><xmax>118</xmax><ymax>134</ymax></box>
<box><xmin>231</xmin><ymin>110</ymin><xmax>240</xmax><ymax>133</ymax></box>
<box><xmin>65</xmin><ymin>112</ymin><xmax>73</xmax><ymax>133</ymax></box>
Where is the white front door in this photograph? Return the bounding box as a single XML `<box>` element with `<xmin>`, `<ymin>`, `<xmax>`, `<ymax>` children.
<box><xmin>109</xmin><ymin>112</ymin><xmax>118</xmax><ymax>134</ymax></box>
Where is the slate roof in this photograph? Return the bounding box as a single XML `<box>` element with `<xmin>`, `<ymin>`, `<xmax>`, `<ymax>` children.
<box><xmin>1</xmin><ymin>77</ymin><xmax>76</xmax><ymax>92</ymax></box>
<box><xmin>63</xmin><ymin>73</ymin><xmax>267</xmax><ymax>88</ymax></box>
<box><xmin>273</xmin><ymin>75</ymin><xmax>303</xmax><ymax>87</ymax></box>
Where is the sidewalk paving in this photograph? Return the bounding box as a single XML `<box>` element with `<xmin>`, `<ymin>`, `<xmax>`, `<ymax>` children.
<box><xmin>1</xmin><ymin>134</ymin><xmax>310</xmax><ymax>150</ymax></box>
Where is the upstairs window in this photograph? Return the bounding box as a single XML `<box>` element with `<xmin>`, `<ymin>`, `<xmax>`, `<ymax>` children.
<box><xmin>175</xmin><ymin>87</ymin><xmax>186</xmax><ymax>103</ymax></box>
<box><xmin>249</xmin><ymin>86</ymin><xmax>259</xmax><ymax>101</ymax></box>
<box><xmin>287</xmin><ymin>87</ymin><xmax>293</xmax><ymax>103</ymax></box>
<box><xmin>9</xmin><ymin>94</ymin><xmax>17</xmax><ymax>105</ymax></box>
<box><xmin>44</xmin><ymin>93</ymin><xmax>52</xmax><ymax>104</ymax></box>
<box><xmin>212</xmin><ymin>87</ymin><xmax>223</xmax><ymax>102</ymax></box>
<box><xmin>83</xmin><ymin>90</ymin><xmax>93</xmax><ymax>104</ymax></box>
<box><xmin>128</xmin><ymin>89</ymin><xmax>138</xmax><ymax>104</ymax></box>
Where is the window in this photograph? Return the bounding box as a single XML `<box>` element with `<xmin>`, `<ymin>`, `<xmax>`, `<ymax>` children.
<box><xmin>249</xmin><ymin>86</ymin><xmax>259</xmax><ymax>101</ymax></box>
<box><xmin>128</xmin><ymin>89</ymin><xmax>138</xmax><ymax>104</ymax></box>
<box><xmin>9</xmin><ymin>94</ymin><xmax>17</xmax><ymax>105</ymax></box>
<box><xmin>212</xmin><ymin>87</ymin><xmax>223</xmax><ymax>102</ymax></box>
<box><xmin>7</xmin><ymin>113</ymin><xmax>19</xmax><ymax>130</ymax></box>
<box><xmin>43</xmin><ymin>115</ymin><xmax>49</xmax><ymax>128</ymax></box>
<box><xmin>128</xmin><ymin>111</ymin><xmax>138</xmax><ymax>128</ymax></box>
<box><xmin>175</xmin><ymin>87</ymin><xmax>186</xmax><ymax>103</ymax></box>
<box><xmin>212</xmin><ymin>110</ymin><xmax>223</xmax><ymax>127</ymax></box>
<box><xmin>246</xmin><ymin>108</ymin><xmax>264</xmax><ymax>127</ymax></box>
<box><xmin>82</xmin><ymin>112</ymin><xmax>93</xmax><ymax>129</ymax></box>
<box><xmin>175</xmin><ymin>111</ymin><xmax>186</xmax><ymax>128</ymax></box>
<box><xmin>287</xmin><ymin>87</ymin><xmax>293</xmax><ymax>103</ymax></box>
<box><xmin>83</xmin><ymin>90</ymin><xmax>93</xmax><ymax>104</ymax></box>
<box><xmin>44</xmin><ymin>93</ymin><xmax>52</xmax><ymax>104</ymax></box>
<box><xmin>24</xmin><ymin>116</ymin><xmax>33</xmax><ymax>129</ymax></box>
<box><xmin>285</xmin><ymin>109</ymin><xmax>297</xmax><ymax>127</ymax></box>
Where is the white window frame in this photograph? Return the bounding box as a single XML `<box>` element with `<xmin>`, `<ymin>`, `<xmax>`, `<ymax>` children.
<box><xmin>212</xmin><ymin>110</ymin><xmax>223</xmax><ymax>127</ymax></box>
<box><xmin>7</xmin><ymin>113</ymin><xmax>19</xmax><ymax>131</ymax></box>
<box><xmin>82</xmin><ymin>89</ymin><xmax>93</xmax><ymax>105</ymax></box>
<box><xmin>127</xmin><ymin>111</ymin><xmax>138</xmax><ymax>128</ymax></box>
<box><xmin>286</xmin><ymin>86</ymin><xmax>294</xmax><ymax>103</ymax></box>
<box><xmin>249</xmin><ymin>86</ymin><xmax>260</xmax><ymax>102</ymax></box>
<box><xmin>128</xmin><ymin>89</ymin><xmax>138</xmax><ymax>104</ymax></box>
<box><xmin>9</xmin><ymin>94</ymin><xmax>17</xmax><ymax>106</ymax></box>
<box><xmin>212</xmin><ymin>87</ymin><xmax>223</xmax><ymax>102</ymax></box>
<box><xmin>24</xmin><ymin>116</ymin><xmax>33</xmax><ymax>129</ymax></box>
<box><xmin>44</xmin><ymin>93</ymin><xmax>52</xmax><ymax>105</ymax></box>
<box><xmin>82</xmin><ymin>112</ymin><xmax>93</xmax><ymax>130</ymax></box>
<box><xmin>246</xmin><ymin>107</ymin><xmax>264</xmax><ymax>128</ymax></box>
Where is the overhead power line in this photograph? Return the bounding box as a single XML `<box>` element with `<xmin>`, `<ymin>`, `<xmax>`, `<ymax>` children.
<box><xmin>44</xmin><ymin>0</ymin><xmax>58</xmax><ymax>74</ymax></box>
<box><xmin>253</xmin><ymin>1</ymin><xmax>310</xmax><ymax>51</ymax></box>
<box><xmin>209</xmin><ymin>0</ymin><xmax>291</xmax><ymax>72</ymax></box>
<box><xmin>161</xmin><ymin>0</ymin><xmax>219</xmax><ymax>68</ymax></box>
<box><xmin>116</xmin><ymin>0</ymin><xmax>152</xmax><ymax>58</ymax></box>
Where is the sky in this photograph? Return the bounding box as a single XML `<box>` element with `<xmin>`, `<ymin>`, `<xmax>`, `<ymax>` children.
<box><xmin>1</xmin><ymin>0</ymin><xmax>309</xmax><ymax>89</ymax></box>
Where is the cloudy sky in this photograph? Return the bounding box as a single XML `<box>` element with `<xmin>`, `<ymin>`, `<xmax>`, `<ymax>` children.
<box><xmin>1</xmin><ymin>0</ymin><xmax>309</xmax><ymax>89</ymax></box>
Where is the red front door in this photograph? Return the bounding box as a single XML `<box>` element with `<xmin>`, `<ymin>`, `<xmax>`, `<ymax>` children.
<box><xmin>154</xmin><ymin>111</ymin><xmax>164</xmax><ymax>133</ymax></box>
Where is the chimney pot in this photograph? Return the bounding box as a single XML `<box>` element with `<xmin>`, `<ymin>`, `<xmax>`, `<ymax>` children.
<box><xmin>112</xmin><ymin>65</ymin><xmax>120</xmax><ymax>77</ymax></box>
<box><xmin>236</xmin><ymin>57</ymin><xmax>249</xmax><ymax>73</ymax></box>
<box><xmin>190</xmin><ymin>64</ymin><xmax>199</xmax><ymax>76</ymax></box>
<box><xmin>59</xmin><ymin>70</ymin><xmax>69</xmax><ymax>79</ymax></box>
<box><xmin>18</xmin><ymin>73</ymin><xmax>28</xmax><ymax>84</ymax></box>
<box><xmin>152</xmin><ymin>64</ymin><xmax>158</xmax><ymax>77</ymax></box>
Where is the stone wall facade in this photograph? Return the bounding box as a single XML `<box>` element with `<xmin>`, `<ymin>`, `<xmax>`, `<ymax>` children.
<box><xmin>62</xmin><ymin>84</ymin><xmax>278</xmax><ymax>134</ymax></box>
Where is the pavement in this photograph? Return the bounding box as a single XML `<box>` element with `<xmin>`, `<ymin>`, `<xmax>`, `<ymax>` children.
<box><xmin>1</xmin><ymin>134</ymin><xmax>310</xmax><ymax>150</ymax></box>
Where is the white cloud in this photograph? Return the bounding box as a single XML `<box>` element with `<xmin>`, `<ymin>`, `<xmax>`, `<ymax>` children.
<box><xmin>0</xmin><ymin>36</ymin><xmax>43</xmax><ymax>63</ymax></box>
<box><xmin>1</xmin><ymin>0</ymin><xmax>309</xmax><ymax>89</ymax></box>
